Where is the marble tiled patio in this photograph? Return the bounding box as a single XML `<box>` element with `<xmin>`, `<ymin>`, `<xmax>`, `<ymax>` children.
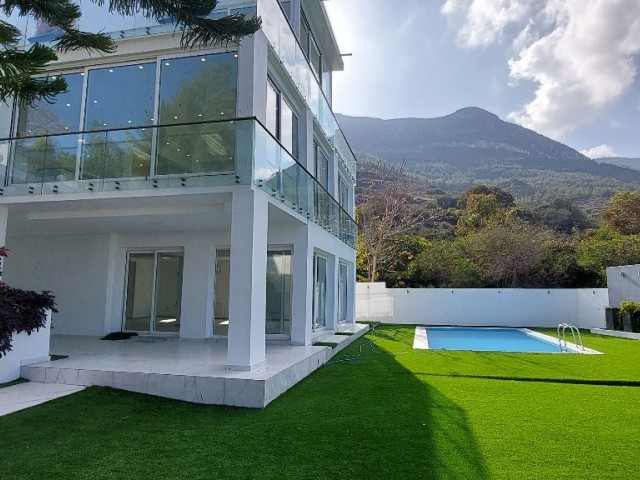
<box><xmin>20</xmin><ymin>324</ymin><xmax>369</xmax><ymax>408</ymax></box>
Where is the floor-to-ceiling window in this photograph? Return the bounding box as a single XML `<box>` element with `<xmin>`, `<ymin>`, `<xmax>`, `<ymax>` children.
<box><xmin>338</xmin><ymin>263</ymin><xmax>349</xmax><ymax>324</ymax></box>
<box><xmin>124</xmin><ymin>251</ymin><xmax>184</xmax><ymax>334</ymax></box>
<box><xmin>81</xmin><ymin>63</ymin><xmax>155</xmax><ymax>179</ymax></box>
<box><xmin>9</xmin><ymin>51</ymin><xmax>239</xmax><ymax>184</ymax></box>
<box><xmin>156</xmin><ymin>52</ymin><xmax>237</xmax><ymax>175</ymax></box>
<box><xmin>213</xmin><ymin>249</ymin><xmax>292</xmax><ymax>337</ymax></box>
<box><xmin>213</xmin><ymin>249</ymin><xmax>231</xmax><ymax>336</ymax></box>
<box><xmin>266</xmin><ymin>250</ymin><xmax>292</xmax><ymax>335</ymax></box>
<box><xmin>313</xmin><ymin>254</ymin><xmax>327</xmax><ymax>331</ymax></box>
<box><xmin>12</xmin><ymin>72</ymin><xmax>83</xmax><ymax>184</ymax></box>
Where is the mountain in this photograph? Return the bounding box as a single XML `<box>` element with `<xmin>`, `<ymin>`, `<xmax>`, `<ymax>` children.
<box><xmin>595</xmin><ymin>157</ymin><xmax>640</xmax><ymax>171</ymax></box>
<box><xmin>338</xmin><ymin>108</ymin><xmax>640</xmax><ymax>210</ymax></box>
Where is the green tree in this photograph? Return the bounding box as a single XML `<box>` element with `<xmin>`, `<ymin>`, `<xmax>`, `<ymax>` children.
<box><xmin>602</xmin><ymin>191</ymin><xmax>640</xmax><ymax>235</ymax></box>
<box><xmin>466</xmin><ymin>219</ymin><xmax>557</xmax><ymax>287</ymax></box>
<box><xmin>357</xmin><ymin>164</ymin><xmax>438</xmax><ymax>282</ymax></box>
<box><xmin>0</xmin><ymin>0</ymin><xmax>260</xmax><ymax>105</ymax></box>
<box><xmin>577</xmin><ymin>228</ymin><xmax>640</xmax><ymax>286</ymax></box>
<box><xmin>456</xmin><ymin>185</ymin><xmax>517</xmax><ymax>236</ymax></box>
<box><xmin>524</xmin><ymin>198</ymin><xmax>591</xmax><ymax>234</ymax></box>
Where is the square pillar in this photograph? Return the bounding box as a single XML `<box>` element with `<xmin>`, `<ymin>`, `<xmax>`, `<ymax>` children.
<box><xmin>226</xmin><ymin>190</ymin><xmax>269</xmax><ymax>371</ymax></box>
<box><xmin>291</xmin><ymin>227</ymin><xmax>313</xmax><ymax>346</ymax></box>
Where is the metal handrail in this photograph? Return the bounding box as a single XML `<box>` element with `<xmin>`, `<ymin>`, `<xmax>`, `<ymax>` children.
<box><xmin>557</xmin><ymin>323</ymin><xmax>584</xmax><ymax>351</ymax></box>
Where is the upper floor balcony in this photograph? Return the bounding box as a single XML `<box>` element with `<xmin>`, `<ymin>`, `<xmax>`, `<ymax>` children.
<box><xmin>0</xmin><ymin>117</ymin><xmax>356</xmax><ymax>248</ymax></box>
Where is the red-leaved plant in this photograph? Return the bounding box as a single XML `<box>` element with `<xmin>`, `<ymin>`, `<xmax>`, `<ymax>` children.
<box><xmin>0</xmin><ymin>246</ymin><xmax>57</xmax><ymax>357</ymax></box>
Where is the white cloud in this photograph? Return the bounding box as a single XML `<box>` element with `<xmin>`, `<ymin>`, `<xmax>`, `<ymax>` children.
<box><xmin>580</xmin><ymin>144</ymin><xmax>618</xmax><ymax>159</ymax></box>
<box><xmin>442</xmin><ymin>0</ymin><xmax>539</xmax><ymax>47</ymax></box>
<box><xmin>442</xmin><ymin>0</ymin><xmax>640</xmax><ymax>139</ymax></box>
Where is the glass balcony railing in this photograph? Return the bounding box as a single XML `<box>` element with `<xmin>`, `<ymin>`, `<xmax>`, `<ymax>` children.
<box><xmin>257</xmin><ymin>0</ymin><xmax>357</xmax><ymax>183</ymax></box>
<box><xmin>0</xmin><ymin>118</ymin><xmax>356</xmax><ymax>247</ymax></box>
<box><xmin>253</xmin><ymin>125</ymin><xmax>357</xmax><ymax>247</ymax></box>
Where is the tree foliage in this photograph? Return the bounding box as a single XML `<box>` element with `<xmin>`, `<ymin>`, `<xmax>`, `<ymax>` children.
<box><xmin>358</xmin><ymin>179</ymin><xmax>640</xmax><ymax>289</ymax></box>
<box><xmin>357</xmin><ymin>163</ymin><xmax>440</xmax><ymax>282</ymax></box>
<box><xmin>0</xmin><ymin>0</ymin><xmax>260</xmax><ymax>105</ymax></box>
<box><xmin>602</xmin><ymin>191</ymin><xmax>640</xmax><ymax>235</ymax></box>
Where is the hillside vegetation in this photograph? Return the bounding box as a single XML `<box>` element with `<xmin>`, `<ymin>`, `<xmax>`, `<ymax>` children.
<box><xmin>340</xmin><ymin>108</ymin><xmax>640</xmax><ymax>211</ymax></box>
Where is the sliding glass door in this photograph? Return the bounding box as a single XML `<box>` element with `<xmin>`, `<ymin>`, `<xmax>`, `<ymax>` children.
<box><xmin>266</xmin><ymin>250</ymin><xmax>292</xmax><ymax>335</ymax></box>
<box><xmin>213</xmin><ymin>249</ymin><xmax>292</xmax><ymax>337</ymax></box>
<box><xmin>338</xmin><ymin>263</ymin><xmax>349</xmax><ymax>324</ymax></box>
<box><xmin>313</xmin><ymin>254</ymin><xmax>327</xmax><ymax>331</ymax></box>
<box><xmin>124</xmin><ymin>251</ymin><xmax>183</xmax><ymax>334</ymax></box>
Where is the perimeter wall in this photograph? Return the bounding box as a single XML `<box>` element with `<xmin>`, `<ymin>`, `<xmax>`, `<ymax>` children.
<box><xmin>356</xmin><ymin>283</ymin><xmax>608</xmax><ymax>329</ymax></box>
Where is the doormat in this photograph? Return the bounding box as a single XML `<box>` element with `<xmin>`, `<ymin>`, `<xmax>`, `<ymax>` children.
<box><xmin>101</xmin><ymin>332</ymin><xmax>138</xmax><ymax>341</ymax></box>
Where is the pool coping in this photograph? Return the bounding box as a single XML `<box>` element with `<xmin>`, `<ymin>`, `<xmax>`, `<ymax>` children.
<box><xmin>413</xmin><ymin>326</ymin><xmax>602</xmax><ymax>354</ymax></box>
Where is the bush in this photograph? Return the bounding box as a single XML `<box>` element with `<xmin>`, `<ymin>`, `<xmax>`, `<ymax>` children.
<box><xmin>620</xmin><ymin>300</ymin><xmax>640</xmax><ymax>315</ymax></box>
<box><xmin>0</xmin><ymin>247</ymin><xmax>57</xmax><ymax>357</ymax></box>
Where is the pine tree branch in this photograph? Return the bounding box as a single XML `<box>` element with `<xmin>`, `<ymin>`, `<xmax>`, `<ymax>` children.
<box><xmin>0</xmin><ymin>19</ymin><xmax>21</xmax><ymax>46</ymax></box>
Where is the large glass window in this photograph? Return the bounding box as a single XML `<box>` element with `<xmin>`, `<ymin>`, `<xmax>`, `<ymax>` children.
<box><xmin>266</xmin><ymin>250</ymin><xmax>292</xmax><ymax>335</ymax></box>
<box><xmin>81</xmin><ymin>63</ymin><xmax>155</xmax><ymax>179</ymax></box>
<box><xmin>315</xmin><ymin>143</ymin><xmax>329</xmax><ymax>189</ymax></box>
<box><xmin>156</xmin><ymin>52</ymin><xmax>238</xmax><ymax>174</ymax></box>
<box><xmin>266</xmin><ymin>79</ymin><xmax>298</xmax><ymax>158</ymax></box>
<box><xmin>12</xmin><ymin>73</ymin><xmax>83</xmax><ymax>184</ymax></box>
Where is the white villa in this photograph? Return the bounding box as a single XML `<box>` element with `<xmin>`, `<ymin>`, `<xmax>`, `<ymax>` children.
<box><xmin>0</xmin><ymin>0</ymin><xmax>362</xmax><ymax>406</ymax></box>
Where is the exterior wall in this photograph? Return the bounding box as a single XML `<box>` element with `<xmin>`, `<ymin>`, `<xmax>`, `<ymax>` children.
<box><xmin>356</xmin><ymin>283</ymin><xmax>608</xmax><ymax>329</ymax></box>
<box><xmin>0</xmin><ymin>312</ymin><xmax>51</xmax><ymax>383</ymax></box>
<box><xmin>606</xmin><ymin>264</ymin><xmax>640</xmax><ymax>307</ymax></box>
<box><xmin>3</xmin><ymin>234</ymin><xmax>111</xmax><ymax>336</ymax></box>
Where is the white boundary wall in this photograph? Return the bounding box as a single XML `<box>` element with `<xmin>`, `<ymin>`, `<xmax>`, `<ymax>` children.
<box><xmin>356</xmin><ymin>283</ymin><xmax>608</xmax><ymax>329</ymax></box>
<box><xmin>0</xmin><ymin>311</ymin><xmax>51</xmax><ymax>383</ymax></box>
<box><xmin>606</xmin><ymin>264</ymin><xmax>640</xmax><ymax>308</ymax></box>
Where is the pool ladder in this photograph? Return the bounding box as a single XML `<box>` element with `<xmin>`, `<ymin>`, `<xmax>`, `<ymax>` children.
<box><xmin>557</xmin><ymin>323</ymin><xmax>584</xmax><ymax>352</ymax></box>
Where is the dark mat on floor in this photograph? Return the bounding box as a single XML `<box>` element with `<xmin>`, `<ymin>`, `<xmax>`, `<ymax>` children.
<box><xmin>101</xmin><ymin>332</ymin><xmax>138</xmax><ymax>341</ymax></box>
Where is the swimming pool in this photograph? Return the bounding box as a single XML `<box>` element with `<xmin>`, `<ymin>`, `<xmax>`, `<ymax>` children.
<box><xmin>413</xmin><ymin>327</ymin><xmax>599</xmax><ymax>354</ymax></box>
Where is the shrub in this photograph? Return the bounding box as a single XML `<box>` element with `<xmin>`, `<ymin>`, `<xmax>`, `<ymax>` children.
<box><xmin>0</xmin><ymin>247</ymin><xmax>57</xmax><ymax>357</ymax></box>
<box><xmin>620</xmin><ymin>300</ymin><xmax>640</xmax><ymax>315</ymax></box>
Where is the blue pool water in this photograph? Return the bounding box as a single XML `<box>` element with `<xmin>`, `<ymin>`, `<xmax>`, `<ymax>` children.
<box><xmin>425</xmin><ymin>327</ymin><xmax>573</xmax><ymax>353</ymax></box>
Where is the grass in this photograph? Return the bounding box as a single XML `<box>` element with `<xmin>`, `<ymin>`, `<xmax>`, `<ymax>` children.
<box><xmin>1</xmin><ymin>326</ymin><xmax>639</xmax><ymax>479</ymax></box>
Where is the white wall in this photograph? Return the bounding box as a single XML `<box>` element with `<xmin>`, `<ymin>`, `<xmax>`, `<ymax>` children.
<box><xmin>606</xmin><ymin>264</ymin><xmax>640</xmax><ymax>308</ymax></box>
<box><xmin>356</xmin><ymin>283</ymin><xmax>608</xmax><ymax>329</ymax></box>
<box><xmin>4</xmin><ymin>234</ymin><xmax>111</xmax><ymax>336</ymax></box>
<box><xmin>0</xmin><ymin>312</ymin><xmax>51</xmax><ymax>383</ymax></box>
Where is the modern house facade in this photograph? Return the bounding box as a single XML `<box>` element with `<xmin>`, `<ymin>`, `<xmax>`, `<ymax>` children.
<box><xmin>0</xmin><ymin>0</ymin><xmax>357</xmax><ymax>374</ymax></box>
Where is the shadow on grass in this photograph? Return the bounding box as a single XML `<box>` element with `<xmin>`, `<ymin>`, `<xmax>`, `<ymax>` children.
<box><xmin>0</xmin><ymin>336</ymin><xmax>490</xmax><ymax>480</ymax></box>
<box><xmin>407</xmin><ymin>371</ymin><xmax>640</xmax><ymax>387</ymax></box>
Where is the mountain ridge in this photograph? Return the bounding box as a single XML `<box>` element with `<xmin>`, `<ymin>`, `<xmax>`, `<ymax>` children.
<box><xmin>337</xmin><ymin>108</ymin><xmax>640</xmax><ymax>209</ymax></box>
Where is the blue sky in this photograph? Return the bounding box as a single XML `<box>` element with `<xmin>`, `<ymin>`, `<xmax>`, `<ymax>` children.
<box><xmin>326</xmin><ymin>0</ymin><xmax>640</xmax><ymax>158</ymax></box>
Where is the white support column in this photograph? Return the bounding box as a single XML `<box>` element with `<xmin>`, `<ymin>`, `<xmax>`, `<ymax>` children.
<box><xmin>227</xmin><ymin>190</ymin><xmax>269</xmax><ymax>371</ymax></box>
<box><xmin>237</xmin><ymin>32</ymin><xmax>269</xmax><ymax>121</ymax></box>
<box><xmin>291</xmin><ymin>227</ymin><xmax>313</xmax><ymax>346</ymax></box>
<box><xmin>0</xmin><ymin>207</ymin><xmax>7</xmax><ymax>282</ymax></box>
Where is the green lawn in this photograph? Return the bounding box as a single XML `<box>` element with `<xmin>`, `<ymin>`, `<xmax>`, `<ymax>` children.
<box><xmin>1</xmin><ymin>327</ymin><xmax>639</xmax><ymax>479</ymax></box>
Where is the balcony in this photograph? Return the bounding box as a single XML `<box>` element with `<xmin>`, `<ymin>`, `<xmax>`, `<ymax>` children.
<box><xmin>0</xmin><ymin>118</ymin><xmax>356</xmax><ymax>248</ymax></box>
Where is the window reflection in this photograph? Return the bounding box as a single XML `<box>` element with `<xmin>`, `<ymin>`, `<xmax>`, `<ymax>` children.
<box><xmin>81</xmin><ymin>63</ymin><xmax>155</xmax><ymax>179</ymax></box>
<box><xmin>157</xmin><ymin>53</ymin><xmax>238</xmax><ymax>174</ymax></box>
<box><xmin>13</xmin><ymin>73</ymin><xmax>82</xmax><ymax>184</ymax></box>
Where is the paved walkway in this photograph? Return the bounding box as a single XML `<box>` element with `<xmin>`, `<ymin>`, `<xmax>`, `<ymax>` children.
<box><xmin>0</xmin><ymin>382</ymin><xmax>85</xmax><ymax>417</ymax></box>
